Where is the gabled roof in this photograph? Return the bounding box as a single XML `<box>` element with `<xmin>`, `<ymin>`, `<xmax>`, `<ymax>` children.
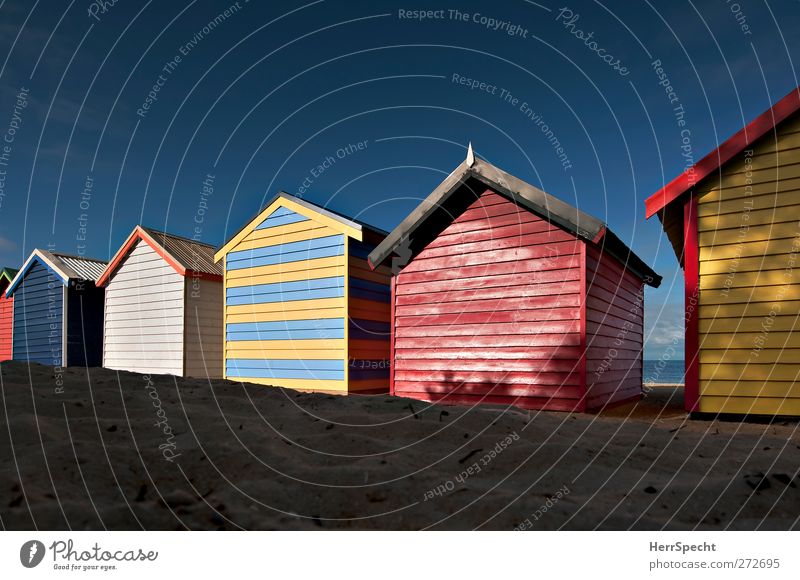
<box><xmin>0</xmin><ymin>267</ymin><xmax>18</xmax><ymax>296</ymax></box>
<box><xmin>6</xmin><ymin>249</ymin><xmax>107</xmax><ymax>296</ymax></box>
<box><xmin>214</xmin><ymin>191</ymin><xmax>388</xmax><ymax>262</ymax></box>
<box><xmin>368</xmin><ymin>146</ymin><xmax>662</xmax><ymax>287</ymax></box>
<box><xmin>645</xmin><ymin>85</ymin><xmax>800</xmax><ymax>219</ymax></box>
<box><xmin>97</xmin><ymin>225</ymin><xmax>222</xmax><ymax>287</ymax></box>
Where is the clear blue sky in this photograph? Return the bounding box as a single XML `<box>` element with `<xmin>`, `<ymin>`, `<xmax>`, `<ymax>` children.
<box><xmin>0</xmin><ymin>0</ymin><xmax>798</xmax><ymax>358</ymax></box>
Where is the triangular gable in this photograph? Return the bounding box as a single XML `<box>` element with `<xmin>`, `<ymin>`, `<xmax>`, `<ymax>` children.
<box><xmin>0</xmin><ymin>268</ymin><xmax>16</xmax><ymax>296</ymax></box>
<box><xmin>97</xmin><ymin>225</ymin><xmax>221</xmax><ymax>287</ymax></box>
<box><xmin>5</xmin><ymin>249</ymin><xmax>76</xmax><ymax>296</ymax></box>
<box><xmin>214</xmin><ymin>192</ymin><xmax>364</xmax><ymax>262</ymax></box>
<box><xmin>369</xmin><ymin>151</ymin><xmax>662</xmax><ymax>287</ymax></box>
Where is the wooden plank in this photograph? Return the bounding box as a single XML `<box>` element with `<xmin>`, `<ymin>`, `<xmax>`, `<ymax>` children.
<box><xmin>699</xmin><ymin>347</ymin><xmax>800</xmax><ymax>364</ymax></box>
<box><xmin>394</xmin><ymin>308</ymin><xmax>578</xmax><ymax>328</ymax></box>
<box><xmin>238</xmin><ymin>223</ymin><xmax>338</xmax><ymax>250</ymax></box>
<box><xmin>394</xmin><ymin>380</ymin><xmax>580</xmax><ymax>398</ymax></box>
<box><xmin>699</xmin><ymin>204</ymin><xmax>800</xmax><ymax>232</ymax></box>
<box><xmin>698</xmin><ymin>221</ymin><xmax>800</xmax><ymax>246</ymax></box>
<box><xmin>395</xmin><ymin>345</ymin><xmax>582</xmax><ymax>360</ymax></box>
<box><xmin>699</xmin><ymin>254</ymin><xmax>798</xmax><ymax>275</ymax></box>
<box><xmin>392</xmin><ymin>389</ymin><xmax>583</xmax><ymax>412</ymax></box>
<box><xmin>395</xmin><ymin>280</ymin><xmax>582</xmax><ymax>306</ymax></box>
<box><xmin>700</xmin><ymin>330</ymin><xmax>800</xmax><ymax>348</ymax></box>
<box><xmin>698</xmin><ymin>395</ymin><xmax>800</xmax><ymax>415</ymax></box>
<box><xmin>395</xmin><ymin>294</ymin><xmax>579</xmax><ymax>317</ymax></box>
<box><xmin>699</xmin><ymin>236</ymin><xmax>800</xmax><ymax>261</ymax></box>
<box><xmin>700</xmin><ymin>362</ymin><xmax>800</xmax><ymax>381</ymax></box>
<box><xmin>697</xmin><ymin>186</ymin><xmax>800</xmax><ymax>216</ymax></box>
<box><xmin>700</xmin><ymin>285</ymin><xmax>800</xmax><ymax>304</ymax></box>
<box><xmin>394</xmin><ymin>319</ymin><xmax>580</xmax><ymax>338</ymax></box>
<box><xmin>699</xmin><ymin>315</ymin><xmax>800</xmax><ymax>333</ymax></box>
<box><xmin>234</xmin><ymin>376</ymin><xmax>348</xmax><ymax>391</ymax></box>
<box><xmin>700</xmin><ymin>379</ymin><xmax>800</xmax><ymax>398</ymax></box>
<box><xmin>394</xmin><ymin>334</ymin><xmax>580</xmax><ymax>349</ymax></box>
<box><xmin>225</xmin><ymin>297</ymin><xmax>345</xmax><ymax>316</ymax></box>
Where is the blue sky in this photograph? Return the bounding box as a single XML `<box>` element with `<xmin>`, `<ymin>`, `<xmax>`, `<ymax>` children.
<box><xmin>0</xmin><ymin>0</ymin><xmax>798</xmax><ymax>358</ymax></box>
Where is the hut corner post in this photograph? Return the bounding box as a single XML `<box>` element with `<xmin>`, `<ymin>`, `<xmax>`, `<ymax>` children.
<box><xmin>389</xmin><ymin>275</ymin><xmax>396</xmax><ymax>397</ymax></box>
<box><xmin>578</xmin><ymin>241</ymin><xmax>587</xmax><ymax>413</ymax></box>
<box><xmin>683</xmin><ymin>195</ymin><xmax>700</xmax><ymax>413</ymax></box>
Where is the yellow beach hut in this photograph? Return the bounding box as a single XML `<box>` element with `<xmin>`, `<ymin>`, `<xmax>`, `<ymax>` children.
<box><xmin>214</xmin><ymin>192</ymin><xmax>391</xmax><ymax>394</ymax></box>
<box><xmin>645</xmin><ymin>86</ymin><xmax>800</xmax><ymax>416</ymax></box>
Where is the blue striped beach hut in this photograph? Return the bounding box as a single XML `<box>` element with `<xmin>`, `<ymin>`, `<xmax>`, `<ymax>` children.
<box><xmin>214</xmin><ymin>192</ymin><xmax>391</xmax><ymax>393</ymax></box>
<box><xmin>6</xmin><ymin>249</ymin><xmax>106</xmax><ymax>367</ymax></box>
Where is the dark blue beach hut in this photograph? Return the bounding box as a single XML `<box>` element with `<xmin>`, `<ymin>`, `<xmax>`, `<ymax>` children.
<box><xmin>6</xmin><ymin>249</ymin><xmax>107</xmax><ymax>367</ymax></box>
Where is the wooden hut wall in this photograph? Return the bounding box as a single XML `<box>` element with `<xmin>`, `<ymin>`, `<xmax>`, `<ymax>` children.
<box><xmin>223</xmin><ymin>205</ymin><xmax>348</xmax><ymax>391</ymax></box>
<box><xmin>12</xmin><ymin>261</ymin><xmax>65</xmax><ymax>366</ymax></box>
<box><xmin>0</xmin><ymin>278</ymin><xmax>13</xmax><ymax>362</ymax></box>
<box><xmin>694</xmin><ymin>112</ymin><xmax>800</xmax><ymax>415</ymax></box>
<box><xmin>184</xmin><ymin>277</ymin><xmax>224</xmax><ymax>378</ymax></box>
<box><xmin>391</xmin><ymin>188</ymin><xmax>584</xmax><ymax>411</ymax></box>
<box><xmin>347</xmin><ymin>238</ymin><xmax>391</xmax><ymax>392</ymax></box>
<box><xmin>103</xmin><ymin>239</ymin><xmax>185</xmax><ymax>375</ymax></box>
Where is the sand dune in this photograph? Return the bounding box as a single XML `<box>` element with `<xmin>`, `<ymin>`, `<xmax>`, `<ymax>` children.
<box><xmin>0</xmin><ymin>362</ymin><xmax>797</xmax><ymax>530</ymax></box>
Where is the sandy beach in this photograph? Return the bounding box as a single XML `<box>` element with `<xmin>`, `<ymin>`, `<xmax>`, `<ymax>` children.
<box><xmin>0</xmin><ymin>361</ymin><xmax>797</xmax><ymax>530</ymax></box>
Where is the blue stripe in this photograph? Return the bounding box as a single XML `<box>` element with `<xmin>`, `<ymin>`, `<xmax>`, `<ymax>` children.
<box><xmin>226</xmin><ymin>327</ymin><xmax>345</xmax><ymax>341</ymax></box>
<box><xmin>226</xmin><ymin>276</ymin><xmax>344</xmax><ymax>298</ymax></box>
<box><xmin>225</xmin><ymin>276</ymin><xmax>345</xmax><ymax>306</ymax></box>
<box><xmin>227</xmin><ymin>318</ymin><xmax>344</xmax><ymax>333</ymax></box>
<box><xmin>255</xmin><ymin>207</ymin><xmax>309</xmax><ymax>229</ymax></box>
<box><xmin>226</xmin><ymin>235</ymin><xmax>344</xmax><ymax>270</ymax></box>
<box><xmin>226</xmin><ymin>358</ymin><xmax>344</xmax><ymax>380</ymax></box>
<box><xmin>227</xmin><ymin>286</ymin><xmax>344</xmax><ymax>305</ymax></box>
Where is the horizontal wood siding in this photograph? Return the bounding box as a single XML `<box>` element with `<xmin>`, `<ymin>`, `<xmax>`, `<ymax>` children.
<box><xmin>584</xmin><ymin>244</ymin><xmax>645</xmax><ymax>410</ymax></box>
<box><xmin>223</xmin><ymin>205</ymin><xmax>348</xmax><ymax>392</ymax></box>
<box><xmin>12</xmin><ymin>261</ymin><xmax>64</xmax><ymax>365</ymax></box>
<box><xmin>0</xmin><ymin>291</ymin><xmax>11</xmax><ymax>362</ymax></box>
<box><xmin>348</xmin><ymin>239</ymin><xmax>391</xmax><ymax>392</ymax></box>
<box><xmin>184</xmin><ymin>277</ymin><xmax>224</xmax><ymax>379</ymax></box>
<box><xmin>103</xmin><ymin>240</ymin><xmax>185</xmax><ymax>375</ymax></box>
<box><xmin>392</xmin><ymin>189</ymin><xmax>583</xmax><ymax>410</ymax></box>
<box><xmin>696</xmin><ymin>112</ymin><xmax>800</xmax><ymax>415</ymax></box>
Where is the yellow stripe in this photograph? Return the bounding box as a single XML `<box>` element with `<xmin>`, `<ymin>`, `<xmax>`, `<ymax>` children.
<box><xmin>700</xmin><ymin>348</ymin><xmax>800</xmax><ymax>364</ymax></box>
<box><xmin>226</xmin><ymin>307</ymin><xmax>344</xmax><ymax>324</ymax></box>
<box><xmin>235</xmin><ymin>377</ymin><xmax>348</xmax><ymax>392</ymax></box>
<box><xmin>225</xmin><ymin>297</ymin><xmax>345</xmax><ymax>316</ymax></box>
<box><xmin>225</xmin><ymin>346</ymin><xmax>343</xmax><ymax>359</ymax></box>
<box><xmin>699</xmin><ymin>254</ymin><xmax>794</xmax><ymax>275</ymax></box>
<box><xmin>698</xmin><ymin>395</ymin><xmax>800</xmax><ymax>415</ymax></box>
<box><xmin>699</xmin><ymin>237</ymin><xmax>799</xmax><ymax>261</ymax></box>
<box><xmin>226</xmin><ymin>338</ymin><xmax>345</xmax><ymax>353</ymax></box>
<box><xmin>242</xmin><ymin>219</ymin><xmax>331</xmax><ymax>243</ymax></box>
<box><xmin>235</xmin><ymin>224</ymin><xmax>340</xmax><ymax>251</ymax></box>
<box><xmin>225</xmin><ymin>256</ymin><xmax>345</xmax><ymax>282</ymax></box>
<box><xmin>227</xmin><ymin>264</ymin><xmax>346</xmax><ymax>287</ymax></box>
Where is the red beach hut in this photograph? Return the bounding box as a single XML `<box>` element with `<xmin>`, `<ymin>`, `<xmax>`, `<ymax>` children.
<box><xmin>368</xmin><ymin>147</ymin><xmax>661</xmax><ymax>411</ymax></box>
<box><xmin>0</xmin><ymin>267</ymin><xmax>17</xmax><ymax>362</ymax></box>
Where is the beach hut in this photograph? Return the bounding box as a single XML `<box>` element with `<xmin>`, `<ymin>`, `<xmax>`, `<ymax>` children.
<box><xmin>96</xmin><ymin>226</ymin><xmax>224</xmax><ymax>378</ymax></box>
<box><xmin>214</xmin><ymin>192</ymin><xmax>391</xmax><ymax>394</ymax></box>
<box><xmin>6</xmin><ymin>250</ymin><xmax>106</xmax><ymax>367</ymax></box>
<box><xmin>0</xmin><ymin>267</ymin><xmax>18</xmax><ymax>362</ymax></box>
<box><xmin>645</xmin><ymin>86</ymin><xmax>800</xmax><ymax>416</ymax></box>
<box><xmin>368</xmin><ymin>147</ymin><xmax>662</xmax><ymax>411</ymax></box>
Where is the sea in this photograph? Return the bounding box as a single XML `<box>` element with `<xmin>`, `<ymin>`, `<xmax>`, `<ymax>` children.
<box><xmin>643</xmin><ymin>360</ymin><xmax>685</xmax><ymax>384</ymax></box>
